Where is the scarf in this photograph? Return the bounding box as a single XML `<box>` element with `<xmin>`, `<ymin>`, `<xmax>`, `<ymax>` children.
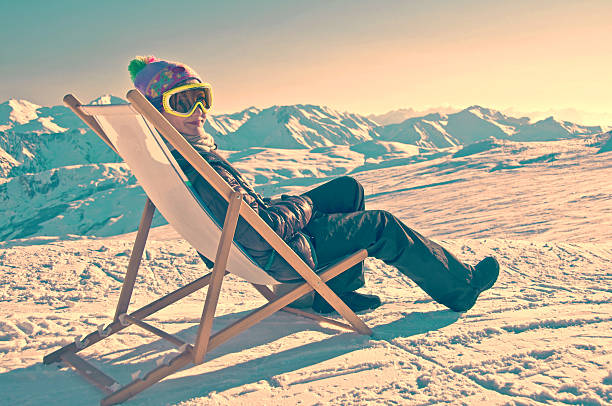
<box><xmin>182</xmin><ymin>132</ymin><xmax>217</xmax><ymax>154</ymax></box>
<box><xmin>164</xmin><ymin>131</ymin><xmax>217</xmax><ymax>154</ymax></box>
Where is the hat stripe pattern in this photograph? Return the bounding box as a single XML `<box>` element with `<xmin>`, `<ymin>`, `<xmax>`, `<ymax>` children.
<box><xmin>129</xmin><ymin>56</ymin><xmax>202</xmax><ymax>108</ymax></box>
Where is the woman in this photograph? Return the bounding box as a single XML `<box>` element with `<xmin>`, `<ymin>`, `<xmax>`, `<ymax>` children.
<box><xmin>128</xmin><ymin>56</ymin><xmax>500</xmax><ymax>314</ymax></box>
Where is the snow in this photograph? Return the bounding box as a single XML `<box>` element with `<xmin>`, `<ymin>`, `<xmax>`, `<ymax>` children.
<box><xmin>2</xmin><ymin>137</ymin><xmax>611</xmax><ymax>405</ymax></box>
<box><xmin>501</xmin><ymin>107</ymin><xmax>612</xmax><ymax>128</ymax></box>
<box><xmin>1</xmin><ymin>99</ymin><xmax>611</xmax><ymax>405</ymax></box>
<box><xmin>376</xmin><ymin>106</ymin><xmax>602</xmax><ymax>149</ymax></box>
<box><xmin>349</xmin><ymin>140</ymin><xmax>420</xmax><ymax>159</ymax></box>
<box><xmin>0</xmin><ymin>99</ymin><xmax>72</xmax><ymax>134</ymax></box>
<box><xmin>215</xmin><ymin>104</ymin><xmax>378</xmax><ymax>150</ymax></box>
<box><xmin>422</xmin><ymin>119</ymin><xmax>452</xmax><ymax>138</ymax></box>
<box><xmin>205</xmin><ymin>107</ymin><xmax>261</xmax><ymax>136</ymax></box>
<box><xmin>89</xmin><ymin>95</ymin><xmax>128</xmax><ymax>106</ymax></box>
<box><xmin>36</xmin><ymin>117</ymin><xmax>67</xmax><ymax>133</ymax></box>
<box><xmin>0</xmin><ymin>237</ymin><xmax>609</xmax><ymax>405</ymax></box>
<box><xmin>598</xmin><ymin>132</ymin><xmax>612</xmax><ymax>154</ymax></box>
<box><xmin>7</xmin><ymin>99</ymin><xmax>41</xmax><ymax>125</ymax></box>
<box><xmin>0</xmin><ymin>147</ymin><xmax>20</xmax><ymax>176</ymax></box>
<box><xmin>368</xmin><ymin>107</ymin><xmax>458</xmax><ymax>126</ymax></box>
<box><xmin>467</xmin><ymin>107</ymin><xmax>518</xmax><ymax>136</ymax></box>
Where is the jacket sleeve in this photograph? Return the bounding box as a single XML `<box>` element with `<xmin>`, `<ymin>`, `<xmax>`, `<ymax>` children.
<box><xmin>259</xmin><ymin>195</ymin><xmax>313</xmax><ymax>240</ymax></box>
<box><xmin>213</xmin><ymin>165</ymin><xmax>313</xmax><ymax>240</ymax></box>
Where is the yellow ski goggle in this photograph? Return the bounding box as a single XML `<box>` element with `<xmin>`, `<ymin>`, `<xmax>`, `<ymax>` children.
<box><xmin>161</xmin><ymin>83</ymin><xmax>213</xmax><ymax>117</ymax></box>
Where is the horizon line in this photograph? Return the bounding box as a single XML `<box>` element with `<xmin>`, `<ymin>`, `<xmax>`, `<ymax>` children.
<box><xmin>2</xmin><ymin>96</ymin><xmax>612</xmax><ymax>127</ymax></box>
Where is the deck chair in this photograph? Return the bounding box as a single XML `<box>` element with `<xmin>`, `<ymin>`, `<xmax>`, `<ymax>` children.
<box><xmin>43</xmin><ymin>89</ymin><xmax>372</xmax><ymax>405</ymax></box>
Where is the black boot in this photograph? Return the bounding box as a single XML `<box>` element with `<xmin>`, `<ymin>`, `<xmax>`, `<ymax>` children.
<box><xmin>312</xmin><ymin>291</ymin><xmax>382</xmax><ymax>314</ymax></box>
<box><xmin>472</xmin><ymin>256</ymin><xmax>500</xmax><ymax>293</ymax></box>
<box><xmin>450</xmin><ymin>256</ymin><xmax>500</xmax><ymax>312</ymax></box>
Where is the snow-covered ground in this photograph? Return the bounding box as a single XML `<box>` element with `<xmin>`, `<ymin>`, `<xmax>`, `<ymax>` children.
<box><xmin>1</xmin><ymin>135</ymin><xmax>610</xmax><ymax>405</ymax></box>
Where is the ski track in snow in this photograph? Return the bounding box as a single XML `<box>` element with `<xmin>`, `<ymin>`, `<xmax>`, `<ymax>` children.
<box><xmin>1</xmin><ymin>137</ymin><xmax>611</xmax><ymax>405</ymax></box>
<box><xmin>0</xmin><ymin>238</ymin><xmax>610</xmax><ymax>405</ymax></box>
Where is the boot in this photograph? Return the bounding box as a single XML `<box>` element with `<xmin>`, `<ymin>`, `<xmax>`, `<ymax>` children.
<box><xmin>450</xmin><ymin>256</ymin><xmax>500</xmax><ymax>312</ymax></box>
<box><xmin>312</xmin><ymin>291</ymin><xmax>382</xmax><ymax>314</ymax></box>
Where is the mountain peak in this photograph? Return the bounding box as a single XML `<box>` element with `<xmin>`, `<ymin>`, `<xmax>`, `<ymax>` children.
<box><xmin>89</xmin><ymin>95</ymin><xmax>127</xmax><ymax>105</ymax></box>
<box><xmin>3</xmin><ymin>99</ymin><xmax>41</xmax><ymax>125</ymax></box>
<box><xmin>368</xmin><ymin>106</ymin><xmax>460</xmax><ymax>125</ymax></box>
<box><xmin>6</xmin><ymin>98</ymin><xmax>41</xmax><ymax>109</ymax></box>
<box><xmin>463</xmin><ymin>105</ymin><xmax>516</xmax><ymax>124</ymax></box>
<box><xmin>243</xmin><ymin>106</ymin><xmax>261</xmax><ymax>114</ymax></box>
<box><xmin>465</xmin><ymin>105</ymin><xmax>499</xmax><ymax>115</ymax></box>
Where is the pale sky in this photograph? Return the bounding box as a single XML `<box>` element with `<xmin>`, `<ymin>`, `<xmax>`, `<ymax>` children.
<box><xmin>1</xmin><ymin>0</ymin><xmax>611</xmax><ymax>120</ymax></box>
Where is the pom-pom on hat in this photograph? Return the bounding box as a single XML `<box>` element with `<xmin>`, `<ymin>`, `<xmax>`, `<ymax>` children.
<box><xmin>128</xmin><ymin>56</ymin><xmax>202</xmax><ymax>109</ymax></box>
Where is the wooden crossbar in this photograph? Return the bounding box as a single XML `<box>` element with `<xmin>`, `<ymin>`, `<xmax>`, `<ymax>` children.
<box><xmin>44</xmin><ymin>271</ymin><xmax>214</xmax><ymax>365</ymax></box>
<box><xmin>122</xmin><ymin>314</ymin><xmax>186</xmax><ymax>348</ymax></box>
<box><xmin>61</xmin><ymin>352</ymin><xmax>117</xmax><ymax>395</ymax></box>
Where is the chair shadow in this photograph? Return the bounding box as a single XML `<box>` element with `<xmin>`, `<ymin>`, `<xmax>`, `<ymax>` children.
<box><xmin>117</xmin><ymin>309</ymin><xmax>459</xmax><ymax>404</ymax></box>
<box><xmin>1</xmin><ymin>309</ymin><xmax>459</xmax><ymax>405</ymax></box>
<box><xmin>100</xmin><ymin>309</ymin><xmax>345</xmax><ymax>364</ymax></box>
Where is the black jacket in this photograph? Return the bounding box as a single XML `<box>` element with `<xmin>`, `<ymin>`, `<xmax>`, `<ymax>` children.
<box><xmin>171</xmin><ymin>148</ymin><xmax>317</xmax><ymax>281</ymax></box>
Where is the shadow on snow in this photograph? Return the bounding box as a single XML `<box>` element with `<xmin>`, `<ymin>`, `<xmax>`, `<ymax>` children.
<box><xmin>1</xmin><ymin>309</ymin><xmax>459</xmax><ymax>405</ymax></box>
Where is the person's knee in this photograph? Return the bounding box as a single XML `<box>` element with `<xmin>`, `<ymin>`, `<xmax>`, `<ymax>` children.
<box><xmin>376</xmin><ymin>209</ymin><xmax>394</xmax><ymax>220</ymax></box>
<box><xmin>336</xmin><ymin>176</ymin><xmax>362</xmax><ymax>190</ymax></box>
<box><xmin>374</xmin><ymin>210</ymin><xmax>405</xmax><ymax>235</ymax></box>
<box><xmin>363</xmin><ymin>210</ymin><xmax>407</xmax><ymax>260</ymax></box>
<box><xmin>354</xmin><ymin>178</ymin><xmax>364</xmax><ymax>196</ymax></box>
<box><xmin>338</xmin><ymin>176</ymin><xmax>364</xmax><ymax>209</ymax></box>
<box><xmin>369</xmin><ymin>209</ymin><xmax>394</xmax><ymax>228</ymax></box>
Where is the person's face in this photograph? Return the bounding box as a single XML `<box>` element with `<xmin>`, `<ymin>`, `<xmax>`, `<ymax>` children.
<box><xmin>162</xmin><ymin>104</ymin><xmax>207</xmax><ymax>137</ymax></box>
<box><xmin>161</xmin><ymin>80</ymin><xmax>208</xmax><ymax>137</ymax></box>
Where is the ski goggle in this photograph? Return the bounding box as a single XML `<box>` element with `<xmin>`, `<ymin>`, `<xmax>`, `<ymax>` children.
<box><xmin>161</xmin><ymin>83</ymin><xmax>213</xmax><ymax>117</ymax></box>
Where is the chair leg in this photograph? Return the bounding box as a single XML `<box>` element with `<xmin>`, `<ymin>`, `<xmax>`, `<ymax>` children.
<box><xmin>193</xmin><ymin>191</ymin><xmax>243</xmax><ymax>364</ymax></box>
<box><xmin>100</xmin><ymin>350</ymin><xmax>193</xmax><ymax>406</ymax></box>
<box><xmin>250</xmin><ymin>283</ymin><xmax>356</xmax><ymax>332</ymax></box>
<box><xmin>289</xmin><ymin>254</ymin><xmax>373</xmax><ymax>336</ymax></box>
<box><xmin>113</xmin><ymin>198</ymin><xmax>156</xmax><ymax>321</ymax></box>
<box><xmin>206</xmin><ymin>250</ymin><xmax>371</xmax><ymax>354</ymax></box>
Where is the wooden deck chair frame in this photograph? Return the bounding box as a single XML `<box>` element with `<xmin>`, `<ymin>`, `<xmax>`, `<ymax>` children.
<box><xmin>43</xmin><ymin>89</ymin><xmax>372</xmax><ymax>405</ymax></box>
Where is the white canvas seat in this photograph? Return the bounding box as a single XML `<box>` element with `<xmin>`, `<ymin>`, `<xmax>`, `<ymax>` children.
<box><xmin>43</xmin><ymin>90</ymin><xmax>372</xmax><ymax>405</ymax></box>
<box><xmin>83</xmin><ymin>102</ymin><xmax>276</xmax><ymax>285</ymax></box>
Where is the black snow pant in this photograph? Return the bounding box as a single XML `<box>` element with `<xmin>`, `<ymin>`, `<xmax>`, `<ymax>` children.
<box><xmin>302</xmin><ymin>176</ymin><xmax>478</xmax><ymax>311</ymax></box>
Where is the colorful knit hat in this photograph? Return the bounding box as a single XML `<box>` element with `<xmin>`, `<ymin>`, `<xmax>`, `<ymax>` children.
<box><xmin>128</xmin><ymin>56</ymin><xmax>202</xmax><ymax>109</ymax></box>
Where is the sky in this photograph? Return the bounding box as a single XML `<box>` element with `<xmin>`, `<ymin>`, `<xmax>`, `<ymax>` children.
<box><xmin>1</xmin><ymin>0</ymin><xmax>611</xmax><ymax>122</ymax></box>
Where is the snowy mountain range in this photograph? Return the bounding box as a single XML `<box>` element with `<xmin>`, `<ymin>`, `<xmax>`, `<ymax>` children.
<box><xmin>367</xmin><ymin>106</ymin><xmax>461</xmax><ymax>125</ymax></box>
<box><xmin>375</xmin><ymin>106</ymin><xmax>603</xmax><ymax>149</ymax></box>
<box><xmin>596</xmin><ymin>130</ymin><xmax>612</xmax><ymax>153</ymax></box>
<box><xmin>0</xmin><ymin>96</ymin><xmax>608</xmax><ymax>241</ymax></box>
<box><xmin>1</xmin><ymin>97</ymin><xmax>604</xmax><ymax>154</ymax></box>
<box><xmin>209</xmin><ymin>104</ymin><xmax>379</xmax><ymax>150</ymax></box>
